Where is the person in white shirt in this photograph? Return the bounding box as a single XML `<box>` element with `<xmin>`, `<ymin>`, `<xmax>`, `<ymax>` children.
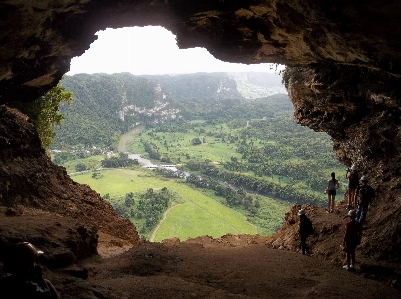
<box><xmin>326</xmin><ymin>172</ymin><xmax>340</xmax><ymax>213</ymax></box>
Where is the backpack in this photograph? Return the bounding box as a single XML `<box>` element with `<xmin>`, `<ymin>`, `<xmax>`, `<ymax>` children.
<box><xmin>0</xmin><ymin>273</ymin><xmax>52</xmax><ymax>299</ymax></box>
<box><xmin>309</xmin><ymin>220</ymin><xmax>315</xmax><ymax>235</ymax></box>
<box><xmin>358</xmin><ymin>185</ymin><xmax>374</xmax><ymax>205</ymax></box>
<box><xmin>345</xmin><ymin>220</ymin><xmax>362</xmax><ymax>244</ymax></box>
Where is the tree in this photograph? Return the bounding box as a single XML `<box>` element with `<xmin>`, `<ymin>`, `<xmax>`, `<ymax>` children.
<box><xmin>24</xmin><ymin>82</ymin><xmax>73</xmax><ymax>149</ymax></box>
<box><xmin>75</xmin><ymin>163</ymin><xmax>86</xmax><ymax>172</ymax></box>
<box><xmin>192</xmin><ymin>137</ymin><xmax>202</xmax><ymax>145</ymax></box>
<box><xmin>125</xmin><ymin>192</ymin><xmax>135</xmax><ymax>207</ymax></box>
<box><xmin>92</xmin><ymin>171</ymin><xmax>103</xmax><ymax>179</ymax></box>
<box><xmin>101</xmin><ymin>153</ymin><xmax>138</xmax><ymax>168</ymax></box>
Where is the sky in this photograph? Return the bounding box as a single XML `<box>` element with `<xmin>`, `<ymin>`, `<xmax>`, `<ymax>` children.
<box><xmin>67</xmin><ymin>26</ymin><xmax>284</xmax><ymax>76</ymax></box>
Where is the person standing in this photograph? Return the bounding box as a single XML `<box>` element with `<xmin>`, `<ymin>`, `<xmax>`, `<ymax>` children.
<box><xmin>342</xmin><ymin>210</ymin><xmax>362</xmax><ymax>271</ymax></box>
<box><xmin>346</xmin><ymin>165</ymin><xmax>359</xmax><ymax>209</ymax></box>
<box><xmin>298</xmin><ymin>209</ymin><xmax>314</xmax><ymax>255</ymax></box>
<box><xmin>326</xmin><ymin>172</ymin><xmax>340</xmax><ymax>213</ymax></box>
<box><xmin>355</xmin><ymin>176</ymin><xmax>375</xmax><ymax>226</ymax></box>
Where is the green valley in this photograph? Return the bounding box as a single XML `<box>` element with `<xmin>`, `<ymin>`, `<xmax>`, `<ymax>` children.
<box><xmin>70</xmin><ymin>167</ymin><xmax>267</xmax><ymax>240</ymax></box>
<box><xmin>53</xmin><ymin>72</ymin><xmax>346</xmax><ymax>241</ymax></box>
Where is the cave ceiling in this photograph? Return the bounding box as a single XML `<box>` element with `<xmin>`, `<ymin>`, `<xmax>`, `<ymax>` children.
<box><xmin>1</xmin><ymin>0</ymin><xmax>400</xmax><ymax>104</ymax></box>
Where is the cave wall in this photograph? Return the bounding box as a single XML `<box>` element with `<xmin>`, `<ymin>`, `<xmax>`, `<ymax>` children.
<box><xmin>282</xmin><ymin>63</ymin><xmax>401</xmax><ymax>260</ymax></box>
<box><xmin>0</xmin><ymin>106</ymin><xmax>139</xmax><ymax>244</ymax></box>
<box><xmin>1</xmin><ymin>1</ymin><xmax>401</xmax><ymax>258</ymax></box>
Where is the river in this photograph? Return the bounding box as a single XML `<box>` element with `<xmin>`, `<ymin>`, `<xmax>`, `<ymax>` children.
<box><xmin>119</xmin><ymin>129</ymin><xmax>182</xmax><ymax>171</ymax></box>
<box><xmin>126</xmin><ymin>153</ymin><xmax>155</xmax><ymax>167</ymax></box>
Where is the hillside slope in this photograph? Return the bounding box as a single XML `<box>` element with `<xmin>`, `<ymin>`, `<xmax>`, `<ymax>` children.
<box><xmin>55</xmin><ymin>72</ymin><xmax>288</xmax><ymax>148</ymax></box>
<box><xmin>0</xmin><ymin>106</ymin><xmax>139</xmax><ymax>263</ymax></box>
<box><xmin>229</xmin><ymin>72</ymin><xmax>287</xmax><ymax>99</ymax></box>
<box><xmin>55</xmin><ymin>73</ymin><xmax>183</xmax><ymax>147</ymax></box>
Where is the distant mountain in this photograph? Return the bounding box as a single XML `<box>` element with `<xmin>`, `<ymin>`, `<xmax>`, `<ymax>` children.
<box><xmin>143</xmin><ymin>73</ymin><xmax>243</xmax><ymax>100</ymax></box>
<box><xmin>55</xmin><ymin>73</ymin><xmax>183</xmax><ymax>148</ymax></box>
<box><xmin>228</xmin><ymin>72</ymin><xmax>287</xmax><ymax>99</ymax></box>
<box><xmin>143</xmin><ymin>72</ymin><xmax>287</xmax><ymax>112</ymax></box>
<box><xmin>54</xmin><ymin>72</ymin><xmax>289</xmax><ymax>148</ymax></box>
<box><xmin>142</xmin><ymin>73</ymin><xmax>244</xmax><ymax>114</ymax></box>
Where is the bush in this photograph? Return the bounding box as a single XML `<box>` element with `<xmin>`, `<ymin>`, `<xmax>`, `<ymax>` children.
<box><xmin>75</xmin><ymin>163</ymin><xmax>87</xmax><ymax>172</ymax></box>
<box><xmin>192</xmin><ymin>137</ymin><xmax>202</xmax><ymax>145</ymax></box>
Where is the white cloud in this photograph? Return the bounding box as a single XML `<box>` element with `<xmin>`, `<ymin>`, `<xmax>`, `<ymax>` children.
<box><xmin>67</xmin><ymin>26</ymin><xmax>284</xmax><ymax>76</ymax></box>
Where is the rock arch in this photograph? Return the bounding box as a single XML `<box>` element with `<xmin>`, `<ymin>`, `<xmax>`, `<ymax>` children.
<box><xmin>1</xmin><ymin>0</ymin><xmax>401</xmax><ymax>260</ymax></box>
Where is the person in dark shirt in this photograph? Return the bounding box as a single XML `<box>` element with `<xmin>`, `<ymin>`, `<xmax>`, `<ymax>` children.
<box><xmin>0</xmin><ymin>242</ymin><xmax>60</xmax><ymax>299</ymax></box>
<box><xmin>345</xmin><ymin>165</ymin><xmax>359</xmax><ymax>209</ymax></box>
<box><xmin>355</xmin><ymin>176</ymin><xmax>375</xmax><ymax>226</ymax></box>
<box><xmin>298</xmin><ymin>209</ymin><xmax>313</xmax><ymax>256</ymax></box>
<box><xmin>342</xmin><ymin>210</ymin><xmax>362</xmax><ymax>271</ymax></box>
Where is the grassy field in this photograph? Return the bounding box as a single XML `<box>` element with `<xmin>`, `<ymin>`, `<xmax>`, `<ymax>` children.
<box><xmin>61</xmin><ymin>155</ymin><xmax>104</xmax><ymax>173</ymax></box>
<box><xmin>153</xmin><ymin>186</ymin><xmax>257</xmax><ymax>242</ymax></box>
<box><xmin>194</xmin><ymin>188</ymin><xmax>289</xmax><ymax>236</ymax></box>
<box><xmin>126</xmin><ymin>122</ymin><xmax>350</xmax><ymax>206</ymax></box>
<box><xmin>71</xmin><ymin>168</ymin><xmax>258</xmax><ymax>241</ymax></box>
<box><xmin>126</xmin><ymin>123</ymin><xmax>245</xmax><ymax>163</ymax></box>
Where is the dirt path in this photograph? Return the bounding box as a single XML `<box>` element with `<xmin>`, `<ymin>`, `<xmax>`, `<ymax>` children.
<box><xmin>150</xmin><ymin>203</ymin><xmax>182</xmax><ymax>242</ymax></box>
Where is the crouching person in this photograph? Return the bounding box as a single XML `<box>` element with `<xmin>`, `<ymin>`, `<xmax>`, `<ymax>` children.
<box><xmin>0</xmin><ymin>242</ymin><xmax>60</xmax><ymax>299</ymax></box>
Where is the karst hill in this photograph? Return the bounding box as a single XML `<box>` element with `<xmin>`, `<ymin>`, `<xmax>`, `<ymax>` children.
<box><xmin>1</xmin><ymin>1</ymin><xmax>401</xmax><ymax>298</ymax></box>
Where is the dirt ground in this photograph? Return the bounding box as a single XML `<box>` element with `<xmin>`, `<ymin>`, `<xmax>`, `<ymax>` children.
<box><xmin>52</xmin><ymin>234</ymin><xmax>400</xmax><ymax>299</ymax></box>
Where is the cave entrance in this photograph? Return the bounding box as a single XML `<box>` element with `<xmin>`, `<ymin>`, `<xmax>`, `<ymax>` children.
<box><xmin>58</xmin><ymin>26</ymin><xmax>342</xmax><ymax>243</ymax></box>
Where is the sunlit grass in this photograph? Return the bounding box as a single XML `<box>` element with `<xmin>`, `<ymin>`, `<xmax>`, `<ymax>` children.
<box><xmin>71</xmin><ymin>168</ymin><xmax>174</xmax><ymax>197</ymax></box>
<box><xmin>154</xmin><ymin>200</ymin><xmax>256</xmax><ymax>242</ymax></box>
<box><xmin>71</xmin><ymin>168</ymin><xmax>258</xmax><ymax>241</ymax></box>
<box><xmin>61</xmin><ymin>155</ymin><xmax>104</xmax><ymax>173</ymax></box>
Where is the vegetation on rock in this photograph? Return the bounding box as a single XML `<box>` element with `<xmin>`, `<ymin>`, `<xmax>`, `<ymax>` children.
<box><xmin>22</xmin><ymin>83</ymin><xmax>73</xmax><ymax>150</ymax></box>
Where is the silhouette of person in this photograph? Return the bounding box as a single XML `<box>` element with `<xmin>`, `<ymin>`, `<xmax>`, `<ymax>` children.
<box><xmin>346</xmin><ymin>165</ymin><xmax>359</xmax><ymax>209</ymax></box>
<box><xmin>298</xmin><ymin>209</ymin><xmax>313</xmax><ymax>255</ymax></box>
<box><xmin>342</xmin><ymin>210</ymin><xmax>362</xmax><ymax>271</ymax></box>
<box><xmin>0</xmin><ymin>242</ymin><xmax>60</xmax><ymax>299</ymax></box>
<box><xmin>355</xmin><ymin>175</ymin><xmax>375</xmax><ymax>226</ymax></box>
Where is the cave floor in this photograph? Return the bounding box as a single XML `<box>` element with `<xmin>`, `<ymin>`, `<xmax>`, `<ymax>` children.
<box><xmin>1</xmin><ymin>206</ymin><xmax>400</xmax><ymax>299</ymax></box>
<box><xmin>58</xmin><ymin>234</ymin><xmax>400</xmax><ymax>299</ymax></box>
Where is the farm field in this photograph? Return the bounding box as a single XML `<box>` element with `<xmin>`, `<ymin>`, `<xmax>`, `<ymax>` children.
<box><xmin>61</xmin><ymin>155</ymin><xmax>104</xmax><ymax>173</ymax></box>
<box><xmin>70</xmin><ymin>168</ymin><xmax>259</xmax><ymax>241</ymax></box>
<box><xmin>176</xmin><ymin>187</ymin><xmax>290</xmax><ymax>237</ymax></box>
<box><xmin>126</xmin><ymin>121</ymin><xmax>245</xmax><ymax>163</ymax></box>
<box><xmin>71</xmin><ymin>168</ymin><xmax>175</xmax><ymax>197</ymax></box>
<box><xmin>153</xmin><ymin>187</ymin><xmax>257</xmax><ymax>242</ymax></box>
<box><xmin>125</xmin><ymin>115</ymin><xmax>347</xmax><ymax>207</ymax></box>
